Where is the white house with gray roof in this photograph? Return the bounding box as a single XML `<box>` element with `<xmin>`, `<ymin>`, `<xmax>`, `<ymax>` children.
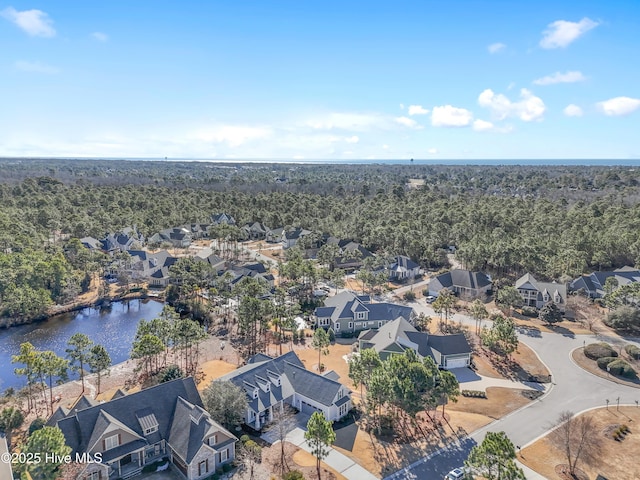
<box><xmin>516</xmin><ymin>273</ymin><xmax>567</xmax><ymax>312</ymax></box>
<box><xmin>570</xmin><ymin>266</ymin><xmax>640</xmax><ymax>299</ymax></box>
<box><xmin>219</xmin><ymin>351</ymin><xmax>351</xmax><ymax>431</ymax></box>
<box><xmin>314</xmin><ymin>291</ymin><xmax>415</xmax><ymax>335</ymax></box>
<box><xmin>52</xmin><ymin>378</ymin><xmax>236</xmax><ymax>480</ymax></box>
<box><xmin>358</xmin><ymin>318</ymin><xmax>472</xmax><ymax>369</ymax></box>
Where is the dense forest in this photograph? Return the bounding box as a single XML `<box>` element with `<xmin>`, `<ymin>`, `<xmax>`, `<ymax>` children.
<box><xmin>1</xmin><ymin>158</ymin><xmax>640</xmax><ymax>321</ymax></box>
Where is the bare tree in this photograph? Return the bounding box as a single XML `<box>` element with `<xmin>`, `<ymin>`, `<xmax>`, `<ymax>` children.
<box><xmin>266</xmin><ymin>404</ymin><xmax>297</xmax><ymax>474</ymax></box>
<box><xmin>549</xmin><ymin>410</ymin><xmax>599</xmax><ymax>477</ymax></box>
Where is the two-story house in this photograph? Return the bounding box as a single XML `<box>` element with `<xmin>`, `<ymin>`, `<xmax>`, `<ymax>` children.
<box><xmin>52</xmin><ymin>378</ymin><xmax>236</xmax><ymax>480</ymax></box>
<box><xmin>515</xmin><ymin>273</ymin><xmax>567</xmax><ymax>312</ymax></box>
<box><xmin>219</xmin><ymin>351</ymin><xmax>351</xmax><ymax>431</ymax></box>
<box><xmin>388</xmin><ymin>255</ymin><xmax>421</xmax><ymax>281</ymax></box>
<box><xmin>313</xmin><ymin>291</ymin><xmax>415</xmax><ymax>335</ymax></box>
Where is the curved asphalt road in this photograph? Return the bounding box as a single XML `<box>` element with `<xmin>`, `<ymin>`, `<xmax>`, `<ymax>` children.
<box><xmin>385</xmin><ymin>304</ymin><xmax>640</xmax><ymax>479</ymax></box>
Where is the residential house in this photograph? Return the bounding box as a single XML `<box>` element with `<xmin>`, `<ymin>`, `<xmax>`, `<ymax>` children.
<box><xmin>326</xmin><ymin>238</ymin><xmax>374</xmax><ymax>271</ymax></box>
<box><xmin>265</xmin><ymin>227</ymin><xmax>285</xmax><ymax>244</ymax></box>
<box><xmin>80</xmin><ymin>236</ymin><xmax>103</xmax><ymax>251</ymax></box>
<box><xmin>358</xmin><ymin>317</ymin><xmax>472</xmax><ymax>369</ymax></box>
<box><xmin>228</xmin><ymin>262</ymin><xmax>275</xmax><ymax>289</ymax></box>
<box><xmin>314</xmin><ymin>291</ymin><xmax>415</xmax><ymax>335</ymax></box>
<box><xmin>128</xmin><ymin>250</ymin><xmax>178</xmax><ymax>287</ymax></box>
<box><xmin>219</xmin><ymin>351</ymin><xmax>351</xmax><ymax>431</ymax></box>
<box><xmin>242</xmin><ymin>222</ymin><xmax>270</xmax><ymax>240</ymax></box>
<box><xmin>429</xmin><ymin>269</ymin><xmax>492</xmax><ymax>299</ymax></box>
<box><xmin>194</xmin><ymin>248</ymin><xmax>226</xmax><ymax>273</ymax></box>
<box><xmin>211</xmin><ymin>213</ymin><xmax>236</xmax><ymax>226</ymax></box>
<box><xmin>516</xmin><ymin>273</ymin><xmax>567</xmax><ymax>312</ymax></box>
<box><xmin>282</xmin><ymin>228</ymin><xmax>312</xmax><ymax>249</ymax></box>
<box><xmin>570</xmin><ymin>266</ymin><xmax>640</xmax><ymax>298</ymax></box>
<box><xmin>52</xmin><ymin>378</ymin><xmax>237</xmax><ymax>480</ymax></box>
<box><xmin>184</xmin><ymin>223</ymin><xmax>212</xmax><ymax>240</ymax></box>
<box><xmin>388</xmin><ymin>255</ymin><xmax>420</xmax><ymax>281</ymax></box>
<box><xmin>148</xmin><ymin>227</ymin><xmax>193</xmax><ymax>248</ymax></box>
<box><xmin>102</xmin><ymin>227</ymin><xmax>145</xmax><ymax>253</ymax></box>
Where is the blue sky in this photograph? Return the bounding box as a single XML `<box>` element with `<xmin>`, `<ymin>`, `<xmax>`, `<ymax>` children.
<box><xmin>1</xmin><ymin>1</ymin><xmax>639</xmax><ymax>160</ymax></box>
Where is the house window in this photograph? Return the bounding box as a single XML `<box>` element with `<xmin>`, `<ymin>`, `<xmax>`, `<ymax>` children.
<box><xmin>144</xmin><ymin>426</ymin><xmax>158</xmax><ymax>435</ymax></box>
<box><xmin>220</xmin><ymin>449</ymin><xmax>229</xmax><ymax>462</ymax></box>
<box><xmin>378</xmin><ymin>321</ymin><xmax>383</xmax><ymax>328</ymax></box>
<box><xmin>356</xmin><ymin>312</ymin><xmax>366</xmax><ymax>320</ymax></box>
<box><xmin>208</xmin><ymin>434</ymin><xmax>217</xmax><ymax>446</ymax></box>
<box><xmin>355</xmin><ymin>322</ymin><xmax>361</xmax><ymax>328</ymax></box>
<box><xmin>335</xmin><ymin>323</ymin><xmax>340</xmax><ymax>331</ymax></box>
<box><xmin>543</xmin><ymin>294</ymin><xmax>550</xmax><ymax>302</ymax></box>
<box><xmin>339</xmin><ymin>402</ymin><xmax>349</xmax><ymax>417</ymax></box>
<box><xmin>198</xmin><ymin>459</ymin><xmax>209</xmax><ymax>476</ymax></box>
<box><xmin>348</xmin><ymin>322</ymin><xmax>353</xmax><ymax>329</ymax></box>
<box><xmin>554</xmin><ymin>294</ymin><xmax>561</xmax><ymax>303</ymax></box>
<box><xmin>86</xmin><ymin>472</ymin><xmax>100</xmax><ymax>480</ymax></box>
<box><xmin>104</xmin><ymin>434</ymin><xmax>119</xmax><ymax>450</ymax></box>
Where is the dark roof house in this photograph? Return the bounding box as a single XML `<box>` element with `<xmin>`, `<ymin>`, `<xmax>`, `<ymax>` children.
<box><xmin>358</xmin><ymin>318</ymin><xmax>472</xmax><ymax>369</ymax></box>
<box><xmin>219</xmin><ymin>351</ymin><xmax>351</xmax><ymax>430</ymax></box>
<box><xmin>429</xmin><ymin>269</ymin><xmax>492</xmax><ymax>299</ymax></box>
<box><xmin>570</xmin><ymin>267</ymin><xmax>640</xmax><ymax>298</ymax></box>
<box><xmin>314</xmin><ymin>291</ymin><xmax>415</xmax><ymax>334</ymax></box>
<box><xmin>516</xmin><ymin>273</ymin><xmax>567</xmax><ymax>312</ymax></box>
<box><xmin>52</xmin><ymin>378</ymin><xmax>236</xmax><ymax>480</ymax></box>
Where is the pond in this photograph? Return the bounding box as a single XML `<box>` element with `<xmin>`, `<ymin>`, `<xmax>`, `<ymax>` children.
<box><xmin>0</xmin><ymin>299</ymin><xmax>165</xmax><ymax>392</ymax></box>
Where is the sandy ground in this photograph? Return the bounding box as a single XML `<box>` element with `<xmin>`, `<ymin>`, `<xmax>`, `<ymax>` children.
<box><xmin>521</xmin><ymin>406</ymin><xmax>640</xmax><ymax>480</ymax></box>
<box><xmin>16</xmin><ymin>334</ymin><xmax>240</xmax><ymax>428</ymax></box>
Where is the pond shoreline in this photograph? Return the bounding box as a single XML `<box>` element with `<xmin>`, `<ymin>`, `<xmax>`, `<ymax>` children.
<box><xmin>0</xmin><ymin>290</ymin><xmax>159</xmax><ymax>329</ymax></box>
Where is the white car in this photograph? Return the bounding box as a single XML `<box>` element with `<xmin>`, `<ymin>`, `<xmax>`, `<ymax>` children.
<box><xmin>445</xmin><ymin>467</ymin><xmax>467</xmax><ymax>480</ymax></box>
<box><xmin>425</xmin><ymin>295</ymin><xmax>436</xmax><ymax>304</ymax></box>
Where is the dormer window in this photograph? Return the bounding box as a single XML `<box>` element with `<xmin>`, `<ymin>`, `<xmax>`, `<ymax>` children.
<box><xmin>144</xmin><ymin>426</ymin><xmax>158</xmax><ymax>435</ymax></box>
<box><xmin>554</xmin><ymin>293</ymin><xmax>561</xmax><ymax>303</ymax></box>
<box><xmin>253</xmin><ymin>389</ymin><xmax>258</xmax><ymax>399</ymax></box>
<box><xmin>356</xmin><ymin>312</ymin><xmax>366</xmax><ymax>320</ymax></box>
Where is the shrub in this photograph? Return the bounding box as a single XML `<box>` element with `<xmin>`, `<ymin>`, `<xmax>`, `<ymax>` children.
<box><xmin>625</xmin><ymin>344</ymin><xmax>640</xmax><ymax>360</ymax></box>
<box><xmin>222</xmin><ymin>463</ymin><xmax>233</xmax><ymax>473</ymax></box>
<box><xmin>607</xmin><ymin>359</ymin><xmax>637</xmax><ymax>378</ymax></box>
<box><xmin>461</xmin><ymin>390</ymin><xmax>487</xmax><ymax>398</ymax></box>
<box><xmin>283</xmin><ymin>471</ymin><xmax>306</xmax><ymax>480</ymax></box>
<box><xmin>604</xmin><ymin>306</ymin><xmax>640</xmax><ymax>332</ymax></box>
<box><xmin>584</xmin><ymin>342</ymin><xmax>618</xmax><ymax>360</ymax></box>
<box><xmin>28</xmin><ymin>417</ymin><xmax>46</xmax><ymax>435</ymax></box>
<box><xmin>521</xmin><ymin>306</ymin><xmax>538</xmax><ymax>317</ymax></box>
<box><xmin>597</xmin><ymin>357</ymin><xmax>618</xmax><ymax>370</ymax></box>
<box><xmin>403</xmin><ymin>291</ymin><xmax>416</xmax><ymax>301</ymax></box>
<box><xmin>327</xmin><ymin>328</ymin><xmax>336</xmax><ymax>342</ymax></box>
<box><xmin>159</xmin><ymin>364</ymin><xmax>184</xmax><ymax>383</ymax></box>
<box><xmin>239</xmin><ymin>435</ymin><xmax>250</xmax><ymax>444</ymax></box>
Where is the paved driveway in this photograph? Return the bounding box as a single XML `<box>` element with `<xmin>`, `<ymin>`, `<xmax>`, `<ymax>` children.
<box><xmin>384</xmin><ymin>302</ymin><xmax>640</xmax><ymax>479</ymax></box>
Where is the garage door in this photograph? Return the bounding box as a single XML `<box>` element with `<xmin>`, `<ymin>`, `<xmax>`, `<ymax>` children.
<box><xmin>300</xmin><ymin>401</ymin><xmax>321</xmax><ymax>415</ymax></box>
<box><xmin>446</xmin><ymin>357</ymin><xmax>469</xmax><ymax>369</ymax></box>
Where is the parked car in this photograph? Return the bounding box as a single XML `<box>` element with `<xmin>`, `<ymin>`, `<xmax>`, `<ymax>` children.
<box><xmin>425</xmin><ymin>295</ymin><xmax>436</xmax><ymax>304</ymax></box>
<box><xmin>445</xmin><ymin>467</ymin><xmax>468</xmax><ymax>480</ymax></box>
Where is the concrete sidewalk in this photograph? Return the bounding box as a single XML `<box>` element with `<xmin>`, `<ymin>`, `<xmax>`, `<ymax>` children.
<box><xmin>270</xmin><ymin>426</ymin><xmax>379</xmax><ymax>480</ymax></box>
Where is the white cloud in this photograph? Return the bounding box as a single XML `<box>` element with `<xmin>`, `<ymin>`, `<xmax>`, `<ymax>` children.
<box><xmin>533</xmin><ymin>71</ymin><xmax>586</xmax><ymax>86</ymax></box>
<box><xmin>431</xmin><ymin>105</ymin><xmax>473</xmax><ymax>127</ymax></box>
<box><xmin>91</xmin><ymin>32</ymin><xmax>109</xmax><ymax>42</ymax></box>
<box><xmin>473</xmin><ymin>119</ymin><xmax>495</xmax><ymax>132</ymax></box>
<box><xmin>345</xmin><ymin>135</ymin><xmax>359</xmax><ymax>144</ymax></box>
<box><xmin>563</xmin><ymin>104</ymin><xmax>584</xmax><ymax>117</ymax></box>
<box><xmin>15</xmin><ymin>60</ymin><xmax>60</xmax><ymax>74</ymax></box>
<box><xmin>382</xmin><ymin>144</ymin><xmax>389</xmax><ymax>150</ymax></box>
<box><xmin>190</xmin><ymin>125</ymin><xmax>272</xmax><ymax>147</ymax></box>
<box><xmin>1</xmin><ymin>7</ymin><xmax>55</xmax><ymax>37</ymax></box>
<box><xmin>408</xmin><ymin>105</ymin><xmax>429</xmax><ymax>115</ymax></box>
<box><xmin>428</xmin><ymin>148</ymin><xmax>438</xmax><ymax>155</ymax></box>
<box><xmin>395</xmin><ymin>116</ymin><xmax>420</xmax><ymax>128</ymax></box>
<box><xmin>488</xmin><ymin>42</ymin><xmax>506</xmax><ymax>54</ymax></box>
<box><xmin>478</xmin><ymin>88</ymin><xmax>546</xmax><ymax>122</ymax></box>
<box><xmin>596</xmin><ymin>97</ymin><xmax>640</xmax><ymax>116</ymax></box>
<box><xmin>540</xmin><ymin>17</ymin><xmax>599</xmax><ymax>49</ymax></box>
<box><xmin>472</xmin><ymin>119</ymin><xmax>514</xmax><ymax>133</ymax></box>
<box><xmin>307</xmin><ymin>112</ymin><xmax>388</xmax><ymax>131</ymax></box>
